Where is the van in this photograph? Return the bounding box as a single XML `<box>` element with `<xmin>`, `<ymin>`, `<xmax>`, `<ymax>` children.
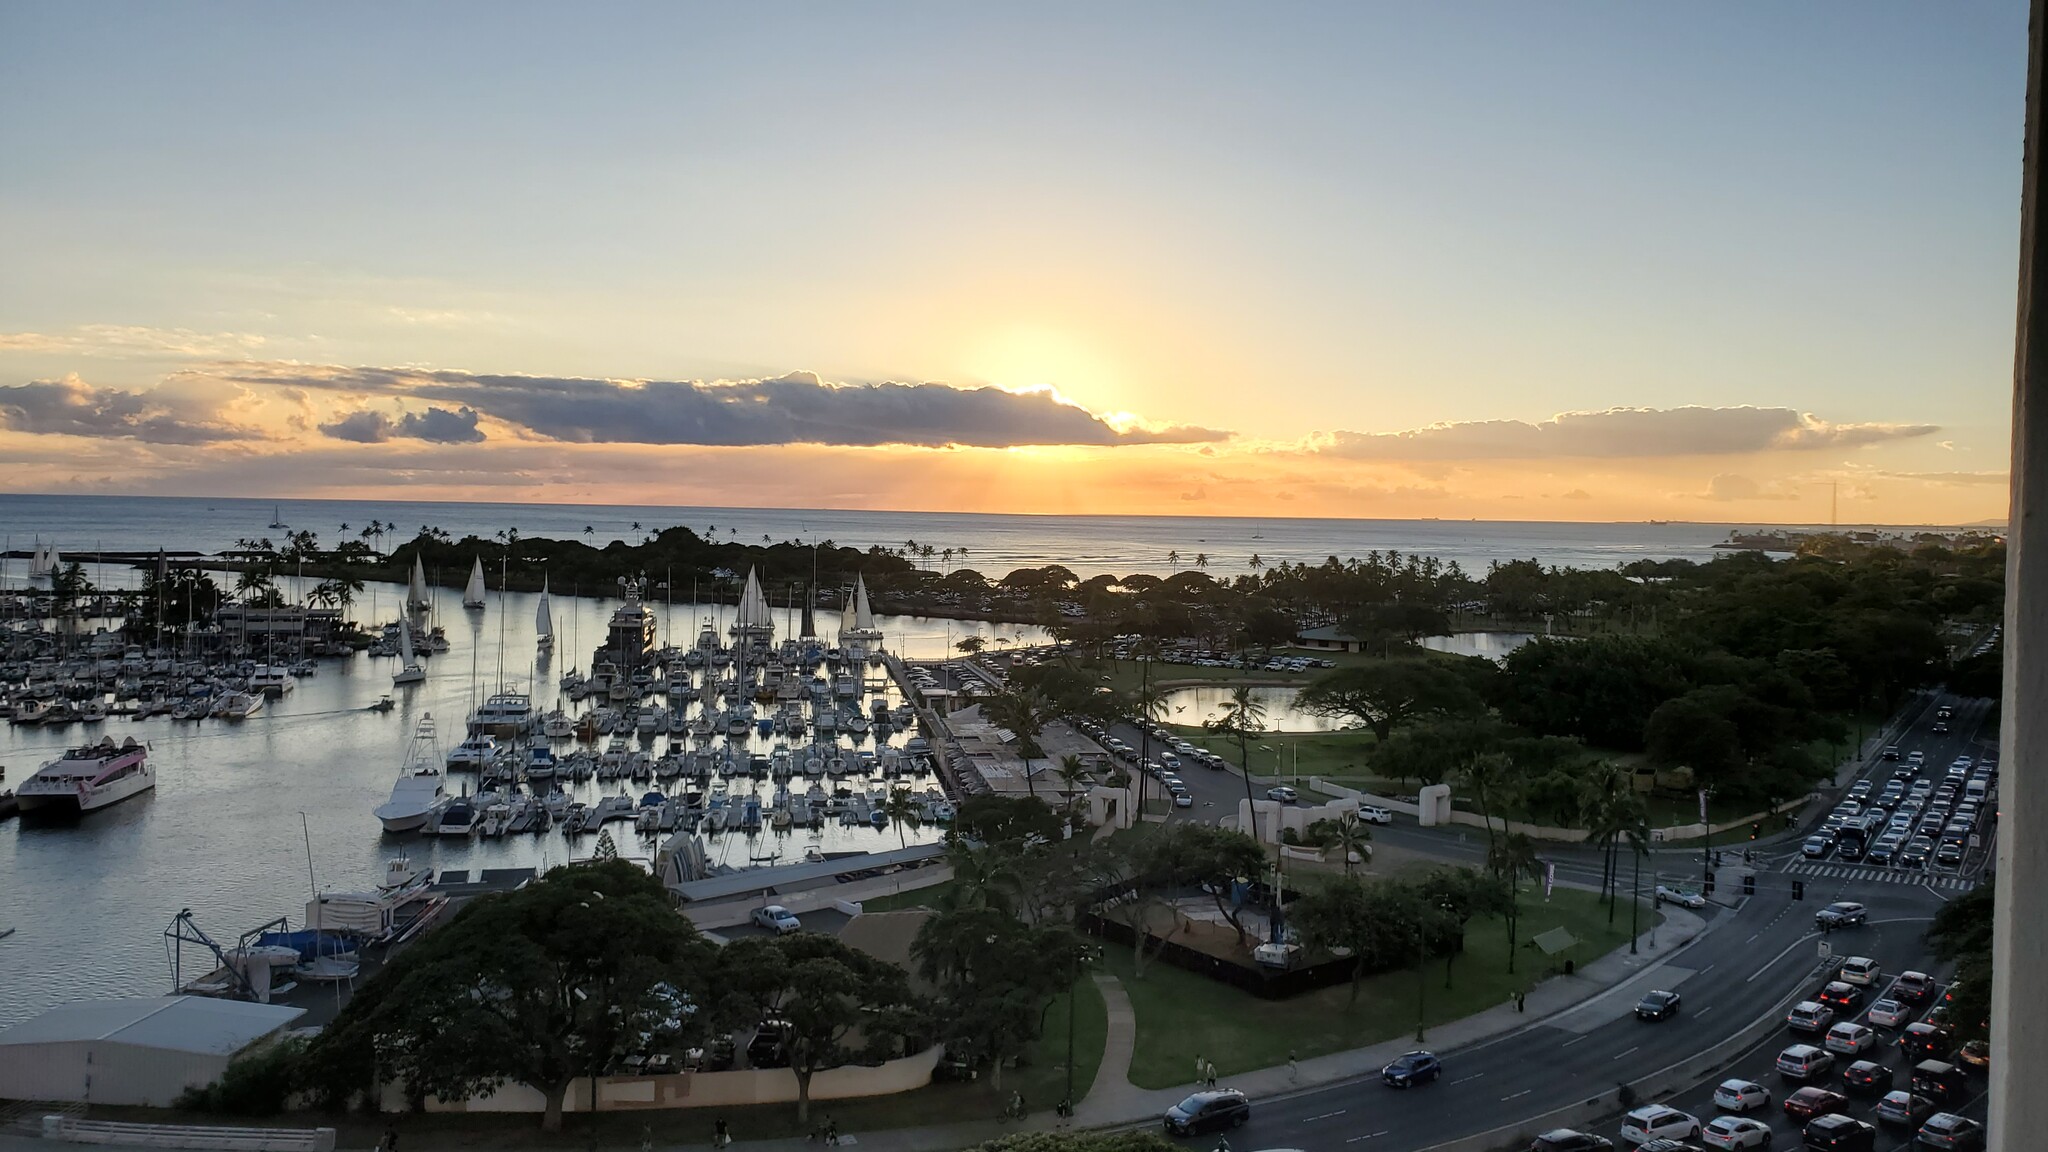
<box><xmin>1964</xmin><ymin>779</ymin><xmax>1988</xmax><ymax>803</ymax></box>
<box><xmin>1910</xmin><ymin>1059</ymin><xmax>1968</xmax><ymax>1106</ymax></box>
<box><xmin>1838</xmin><ymin>956</ymin><xmax>1881</xmax><ymax>987</ymax></box>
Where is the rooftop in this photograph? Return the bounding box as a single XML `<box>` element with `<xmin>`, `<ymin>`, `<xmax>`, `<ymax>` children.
<box><xmin>0</xmin><ymin>996</ymin><xmax>304</xmax><ymax>1056</ymax></box>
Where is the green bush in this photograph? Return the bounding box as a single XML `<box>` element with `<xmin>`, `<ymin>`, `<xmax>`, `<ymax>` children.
<box><xmin>972</xmin><ymin>1131</ymin><xmax>1180</xmax><ymax>1152</ymax></box>
<box><xmin>173</xmin><ymin>1035</ymin><xmax>307</xmax><ymax>1115</ymax></box>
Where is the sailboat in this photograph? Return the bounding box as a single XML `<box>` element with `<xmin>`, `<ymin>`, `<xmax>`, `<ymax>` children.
<box><xmin>730</xmin><ymin>567</ymin><xmax>775</xmax><ymax>646</ymax></box>
<box><xmin>407</xmin><ymin>555</ymin><xmax>431</xmax><ymax>615</ymax></box>
<box><xmin>462</xmin><ymin>556</ymin><xmax>487</xmax><ymax>610</ymax></box>
<box><xmin>393</xmin><ymin>619</ymin><xmax>426</xmax><ymax>685</ymax></box>
<box><xmin>268</xmin><ymin>504</ymin><xmax>288</xmax><ymax>529</ymax></box>
<box><xmin>535</xmin><ymin>576</ymin><xmax>555</xmax><ymax>652</ymax></box>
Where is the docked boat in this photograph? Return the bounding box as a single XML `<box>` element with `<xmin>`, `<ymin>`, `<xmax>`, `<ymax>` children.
<box><xmin>433</xmin><ymin>795</ymin><xmax>481</xmax><ymax>836</ymax></box>
<box><xmin>541</xmin><ymin>709</ymin><xmax>574</xmax><ymax>739</ymax></box>
<box><xmin>467</xmin><ymin>691</ymin><xmax>536</xmax><ymax>737</ymax></box>
<box><xmin>446</xmin><ymin>733</ymin><xmax>498</xmax><ymax>769</ymax></box>
<box><xmin>407</xmin><ymin>555</ymin><xmax>432</xmax><ymax>615</ymax></box>
<box><xmin>372</xmin><ymin>715</ymin><xmax>447</xmax><ymax>833</ymax></box>
<box><xmin>462</xmin><ymin>556</ymin><xmax>488</xmax><ymax>609</ymax></box>
<box><xmin>249</xmin><ymin>664</ymin><xmax>297</xmax><ymax>697</ymax></box>
<box><xmin>211</xmin><ymin>691</ymin><xmax>263</xmax><ymax>720</ymax></box>
<box><xmin>16</xmin><ymin>737</ymin><xmax>156</xmax><ymax>815</ymax></box>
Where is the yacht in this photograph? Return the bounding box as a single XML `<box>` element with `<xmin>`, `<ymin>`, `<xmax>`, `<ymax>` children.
<box><xmin>249</xmin><ymin>665</ymin><xmax>298</xmax><ymax>697</ymax></box>
<box><xmin>433</xmin><ymin>795</ymin><xmax>482</xmax><ymax>836</ymax></box>
<box><xmin>467</xmin><ymin>691</ymin><xmax>536</xmax><ymax>737</ymax></box>
<box><xmin>446</xmin><ymin>733</ymin><xmax>498</xmax><ymax>769</ymax></box>
<box><xmin>541</xmin><ymin>709</ymin><xmax>574</xmax><ymax>739</ymax></box>
<box><xmin>211</xmin><ymin>691</ymin><xmax>263</xmax><ymax>720</ymax></box>
<box><xmin>17</xmin><ymin>737</ymin><xmax>156</xmax><ymax>815</ymax></box>
<box><xmin>373</xmin><ymin>715</ymin><xmax>447</xmax><ymax>833</ymax></box>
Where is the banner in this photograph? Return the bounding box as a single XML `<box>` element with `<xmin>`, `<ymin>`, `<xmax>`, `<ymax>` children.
<box><xmin>1543</xmin><ymin>860</ymin><xmax>1555</xmax><ymax>899</ymax></box>
<box><xmin>1698</xmin><ymin>789</ymin><xmax>1709</xmax><ymax>823</ymax></box>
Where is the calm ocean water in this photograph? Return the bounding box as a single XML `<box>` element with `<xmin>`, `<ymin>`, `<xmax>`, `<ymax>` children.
<box><xmin>0</xmin><ymin>493</ymin><xmax>1760</xmax><ymax>578</ymax></box>
<box><xmin>0</xmin><ymin>495</ymin><xmax>1810</xmax><ymax>1031</ymax></box>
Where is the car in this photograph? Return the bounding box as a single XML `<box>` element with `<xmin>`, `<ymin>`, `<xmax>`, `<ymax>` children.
<box><xmin>1931</xmin><ymin>720</ymin><xmax>1949</xmax><ymax>733</ymax></box>
<box><xmin>1837</xmin><ymin>956</ymin><xmax>1880</xmax><ymax>986</ymax></box>
<box><xmin>1842</xmin><ymin>1060</ymin><xmax>1891</xmax><ymax>1095</ymax></box>
<box><xmin>1882</xmin><ymin>745</ymin><xmax>1900</xmax><ymax>760</ymax></box>
<box><xmin>1265</xmin><ymin>786</ymin><xmax>1298</xmax><ymax>803</ymax></box>
<box><xmin>1713</xmin><ymin>1080</ymin><xmax>1771</xmax><ymax>1112</ymax></box>
<box><xmin>1865</xmin><ymin>839</ymin><xmax>1898</xmax><ymax>866</ymax></box>
<box><xmin>1899</xmin><ymin>1022</ymin><xmax>1953</xmax><ymax>1063</ymax></box>
<box><xmin>1802</xmin><ymin>834</ymin><xmax>1835</xmax><ymax>858</ymax></box>
<box><xmin>1173</xmin><ymin>792</ymin><xmax>1193</xmax><ymax>808</ymax></box>
<box><xmin>1162</xmin><ymin>1088</ymin><xmax>1249</xmax><ymax>1136</ymax></box>
<box><xmin>1620</xmin><ymin>1105</ymin><xmax>1701</xmax><ymax>1145</ymax></box>
<box><xmin>750</xmin><ymin>905</ymin><xmax>801</xmax><ymax>934</ymax></box>
<box><xmin>1636</xmin><ymin>990</ymin><xmax>1682</xmax><ymax>1021</ymax></box>
<box><xmin>1786</xmin><ymin>1001</ymin><xmax>1835</xmax><ymax>1035</ymax></box>
<box><xmin>1894</xmin><ymin>971</ymin><xmax>1936</xmax><ymax>1003</ymax></box>
<box><xmin>1656</xmin><ymin>885</ymin><xmax>1707</xmax><ymax>909</ymax></box>
<box><xmin>1815</xmin><ymin>902</ymin><xmax>1867</xmax><ymax>929</ymax></box>
<box><xmin>1909</xmin><ymin>749</ymin><xmax>1927</xmax><ymax>763</ymax></box>
<box><xmin>1358</xmin><ymin>805</ymin><xmax>1394</xmax><ymax>824</ymax></box>
<box><xmin>1898</xmin><ymin>839</ymin><xmax>1934</xmax><ymax>868</ymax></box>
<box><xmin>1934</xmin><ymin>842</ymin><xmax>1964</xmax><ymax>867</ymax></box>
<box><xmin>1701</xmin><ymin>1116</ymin><xmax>1772</xmax><ymax>1150</ymax></box>
<box><xmin>746</xmin><ymin>1018</ymin><xmax>793</xmax><ymax>1068</ymax></box>
<box><xmin>1825</xmin><ymin>1022</ymin><xmax>1877</xmax><ymax>1056</ymax></box>
<box><xmin>1849</xmin><ymin>780</ymin><xmax>1874</xmax><ymax>799</ymax></box>
<box><xmin>1956</xmin><ymin>1039</ymin><xmax>1989</xmax><ymax>1070</ymax></box>
<box><xmin>1529</xmin><ymin>1131</ymin><xmax>1616</xmax><ymax>1152</ymax></box>
<box><xmin>1776</xmin><ymin>1044</ymin><xmax>1835</xmax><ymax>1082</ymax></box>
<box><xmin>1878</xmin><ymin>1091</ymin><xmax>1939</xmax><ymax>1127</ymax></box>
<box><xmin>1783</xmin><ymin>1086</ymin><xmax>1849</xmax><ymax>1120</ymax></box>
<box><xmin>1914</xmin><ymin>1113</ymin><xmax>1985</xmax><ymax>1150</ymax></box>
<box><xmin>1817</xmin><ymin>982</ymin><xmax>1863</xmax><ymax>1013</ymax></box>
<box><xmin>1380</xmin><ymin>1050</ymin><xmax>1441</xmax><ymax>1087</ymax></box>
<box><xmin>1868</xmin><ymin>998</ymin><xmax>1912</xmax><ymax>1028</ymax></box>
<box><xmin>1801</xmin><ymin>1113</ymin><xmax>1876</xmax><ymax>1151</ymax></box>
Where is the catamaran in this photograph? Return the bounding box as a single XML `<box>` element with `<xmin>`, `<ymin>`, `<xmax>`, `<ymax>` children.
<box><xmin>372</xmin><ymin>715</ymin><xmax>447</xmax><ymax>833</ymax></box>
<box><xmin>535</xmin><ymin>575</ymin><xmax>554</xmax><ymax>652</ymax></box>
<box><xmin>16</xmin><ymin>737</ymin><xmax>156</xmax><ymax>815</ymax></box>
<box><xmin>462</xmin><ymin>556</ymin><xmax>487</xmax><ymax>609</ymax></box>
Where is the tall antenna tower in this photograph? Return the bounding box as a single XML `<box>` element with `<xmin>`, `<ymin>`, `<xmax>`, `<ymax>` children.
<box><xmin>1831</xmin><ymin>481</ymin><xmax>1839</xmax><ymax>527</ymax></box>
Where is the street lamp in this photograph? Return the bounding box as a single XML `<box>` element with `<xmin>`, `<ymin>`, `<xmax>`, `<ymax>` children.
<box><xmin>1630</xmin><ymin>835</ymin><xmax>1642</xmax><ymax>955</ymax></box>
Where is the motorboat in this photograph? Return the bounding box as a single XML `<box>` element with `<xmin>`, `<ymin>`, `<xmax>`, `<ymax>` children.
<box><xmin>433</xmin><ymin>796</ymin><xmax>482</xmax><ymax>836</ymax></box>
<box><xmin>373</xmin><ymin>715</ymin><xmax>447</xmax><ymax>833</ymax></box>
<box><xmin>467</xmin><ymin>691</ymin><xmax>536</xmax><ymax>737</ymax></box>
<box><xmin>446</xmin><ymin>733</ymin><xmax>498</xmax><ymax>769</ymax></box>
<box><xmin>249</xmin><ymin>665</ymin><xmax>298</xmax><ymax>697</ymax></box>
<box><xmin>542</xmin><ymin>709</ymin><xmax>574</xmax><ymax>739</ymax></box>
<box><xmin>16</xmin><ymin>737</ymin><xmax>156</xmax><ymax>815</ymax></box>
<box><xmin>211</xmin><ymin>691</ymin><xmax>263</xmax><ymax>720</ymax></box>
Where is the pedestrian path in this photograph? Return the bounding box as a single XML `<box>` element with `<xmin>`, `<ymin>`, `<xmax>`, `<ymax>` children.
<box><xmin>1778</xmin><ymin>860</ymin><xmax>1976</xmax><ymax>890</ymax></box>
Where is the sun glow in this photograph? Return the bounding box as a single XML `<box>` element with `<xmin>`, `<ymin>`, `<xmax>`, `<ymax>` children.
<box><xmin>960</xmin><ymin>324</ymin><xmax>1127</xmax><ymax>410</ymax></box>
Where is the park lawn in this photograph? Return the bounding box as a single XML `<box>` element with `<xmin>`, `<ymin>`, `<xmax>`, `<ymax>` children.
<box><xmin>292</xmin><ymin>977</ymin><xmax>1109</xmax><ymax>1149</ymax></box>
<box><xmin>1168</xmin><ymin>725</ymin><xmax>1382</xmax><ymax>782</ymax></box>
<box><xmin>854</xmin><ymin>878</ymin><xmax>957</xmax><ymax>913</ymax></box>
<box><xmin>1099</xmin><ymin>885</ymin><xmax>1650</xmax><ymax>1090</ymax></box>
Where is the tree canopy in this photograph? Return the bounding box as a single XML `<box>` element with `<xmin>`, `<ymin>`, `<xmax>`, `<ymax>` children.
<box><xmin>1295</xmin><ymin>658</ymin><xmax>1486</xmax><ymax>741</ymax></box>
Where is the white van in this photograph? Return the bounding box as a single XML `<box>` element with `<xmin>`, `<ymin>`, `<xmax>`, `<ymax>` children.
<box><xmin>1965</xmin><ymin>779</ymin><xmax>1989</xmax><ymax>802</ymax></box>
<box><xmin>1838</xmin><ymin>956</ymin><xmax>1881</xmax><ymax>987</ymax></box>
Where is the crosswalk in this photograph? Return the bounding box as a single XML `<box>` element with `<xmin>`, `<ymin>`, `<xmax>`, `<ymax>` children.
<box><xmin>1781</xmin><ymin>859</ymin><xmax>1976</xmax><ymax>890</ymax></box>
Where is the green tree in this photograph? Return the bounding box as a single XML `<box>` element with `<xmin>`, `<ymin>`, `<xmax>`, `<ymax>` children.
<box><xmin>1926</xmin><ymin>882</ymin><xmax>1994</xmax><ymax>1043</ymax></box>
<box><xmin>1487</xmin><ymin>832</ymin><xmax>1543</xmax><ymax>973</ymax></box>
<box><xmin>1295</xmin><ymin>659</ymin><xmax>1483</xmax><ymax>742</ymax></box>
<box><xmin>1290</xmin><ymin>875</ymin><xmax>1420</xmax><ymax>1003</ymax></box>
<box><xmin>303</xmin><ymin>861</ymin><xmax>712</xmax><ymax>1131</ymax></box>
<box><xmin>882</xmin><ymin>787</ymin><xmax>919</xmax><ymax>850</ymax></box>
<box><xmin>985</xmin><ymin>685</ymin><xmax>1055</xmax><ymax>799</ymax></box>
<box><xmin>717</xmin><ymin>933</ymin><xmax>918</xmax><ymax>1122</ymax></box>
<box><xmin>1203</xmin><ymin>685</ymin><xmax>1268</xmax><ymax>839</ymax></box>
<box><xmin>957</xmin><ymin>635</ymin><xmax>988</xmax><ymax>657</ymax></box>
<box><xmin>912</xmin><ymin>906</ymin><xmax>1086</xmax><ymax>1090</ymax></box>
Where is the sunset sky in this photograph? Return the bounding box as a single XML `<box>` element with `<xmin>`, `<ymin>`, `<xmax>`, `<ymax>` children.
<box><xmin>0</xmin><ymin>3</ymin><xmax>2023</xmax><ymax>523</ymax></box>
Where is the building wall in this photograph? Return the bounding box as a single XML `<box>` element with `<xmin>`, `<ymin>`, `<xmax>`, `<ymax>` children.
<box><xmin>0</xmin><ymin>1040</ymin><xmax>231</xmax><ymax>1107</ymax></box>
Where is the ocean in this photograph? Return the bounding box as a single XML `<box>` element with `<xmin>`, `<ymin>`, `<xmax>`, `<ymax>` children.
<box><xmin>0</xmin><ymin>493</ymin><xmax>1763</xmax><ymax>579</ymax></box>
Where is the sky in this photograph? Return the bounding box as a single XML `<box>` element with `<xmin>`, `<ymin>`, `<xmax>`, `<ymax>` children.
<box><xmin>0</xmin><ymin>2</ymin><xmax>2025</xmax><ymax>523</ymax></box>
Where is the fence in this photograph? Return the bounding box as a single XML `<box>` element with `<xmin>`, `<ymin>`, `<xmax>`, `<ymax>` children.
<box><xmin>386</xmin><ymin>1045</ymin><xmax>942</xmax><ymax>1114</ymax></box>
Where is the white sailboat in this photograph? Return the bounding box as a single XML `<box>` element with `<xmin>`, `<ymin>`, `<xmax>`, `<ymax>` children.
<box><xmin>407</xmin><ymin>555</ymin><xmax>431</xmax><ymax>615</ymax></box>
<box><xmin>731</xmin><ymin>566</ymin><xmax>775</xmax><ymax>645</ymax></box>
<box><xmin>268</xmin><ymin>504</ymin><xmax>288</xmax><ymax>529</ymax></box>
<box><xmin>462</xmin><ymin>556</ymin><xmax>487</xmax><ymax>609</ymax></box>
<box><xmin>392</xmin><ymin>620</ymin><xmax>426</xmax><ymax>685</ymax></box>
<box><xmin>535</xmin><ymin>576</ymin><xmax>554</xmax><ymax>652</ymax></box>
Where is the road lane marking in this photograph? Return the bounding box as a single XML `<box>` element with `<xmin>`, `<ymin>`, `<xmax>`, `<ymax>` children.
<box><xmin>1451</xmin><ymin>1073</ymin><xmax>1484</xmax><ymax>1084</ymax></box>
<box><xmin>1344</xmin><ymin>1132</ymin><xmax>1388</xmax><ymax>1143</ymax></box>
<box><xmin>1612</xmin><ymin>1045</ymin><xmax>1639</xmax><ymax>1061</ymax></box>
<box><xmin>1502</xmin><ymin>1089</ymin><xmax>1531</xmax><ymax>1101</ymax></box>
<box><xmin>1698</xmin><ymin>964</ymin><xmax>1715</xmax><ymax>975</ymax></box>
<box><xmin>1560</xmin><ymin>1035</ymin><xmax>1589</xmax><ymax>1048</ymax></box>
<box><xmin>1747</xmin><ymin>932</ymin><xmax>1820</xmax><ymax>982</ymax></box>
<box><xmin>1746</xmin><ymin>932</ymin><xmax>1760</xmax><ymax>943</ymax></box>
<box><xmin>1303</xmin><ymin>1111</ymin><xmax>1346</xmax><ymax>1122</ymax></box>
<box><xmin>1695</xmin><ymin>1005</ymin><xmax>1714</xmax><ymax>1018</ymax></box>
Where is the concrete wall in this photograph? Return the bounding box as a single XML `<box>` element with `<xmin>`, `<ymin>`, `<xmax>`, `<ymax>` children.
<box><xmin>682</xmin><ymin>866</ymin><xmax>954</xmax><ymax>930</ymax></box>
<box><xmin>0</xmin><ymin>1040</ymin><xmax>232</xmax><ymax>1107</ymax></box>
<box><xmin>388</xmin><ymin>1045</ymin><xmax>942</xmax><ymax>1114</ymax></box>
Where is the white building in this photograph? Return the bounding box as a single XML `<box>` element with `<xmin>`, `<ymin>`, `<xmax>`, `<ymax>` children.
<box><xmin>0</xmin><ymin>996</ymin><xmax>305</xmax><ymax>1106</ymax></box>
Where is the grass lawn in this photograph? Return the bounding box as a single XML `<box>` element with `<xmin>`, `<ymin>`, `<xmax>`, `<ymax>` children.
<box><xmin>1168</xmin><ymin>726</ymin><xmax>1382</xmax><ymax>782</ymax></box>
<box><xmin>1100</xmin><ymin>885</ymin><xmax>1650</xmax><ymax>1089</ymax></box>
<box><xmin>277</xmin><ymin>977</ymin><xmax>1108</xmax><ymax>1149</ymax></box>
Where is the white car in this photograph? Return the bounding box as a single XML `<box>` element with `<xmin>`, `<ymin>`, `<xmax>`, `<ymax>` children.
<box><xmin>1655</xmin><ymin>885</ymin><xmax>1707</xmax><ymax>909</ymax></box>
<box><xmin>1712</xmin><ymin>1079</ymin><xmax>1771</xmax><ymax>1112</ymax></box>
<box><xmin>1358</xmin><ymin>805</ymin><xmax>1394</xmax><ymax>825</ymax></box>
<box><xmin>1701</xmin><ymin>1115</ymin><xmax>1772</xmax><ymax>1150</ymax></box>
<box><xmin>1266</xmin><ymin>786</ymin><xmax>1298</xmax><ymax>803</ymax></box>
<box><xmin>1619</xmin><ymin>1104</ymin><xmax>1701</xmax><ymax>1145</ymax></box>
<box><xmin>1825</xmin><ymin>1021</ymin><xmax>1878</xmax><ymax>1055</ymax></box>
<box><xmin>1867</xmin><ymin>998</ymin><xmax>1912</xmax><ymax>1028</ymax></box>
<box><xmin>751</xmin><ymin>905</ymin><xmax>801</xmax><ymax>934</ymax></box>
<box><xmin>1173</xmin><ymin>792</ymin><xmax>1193</xmax><ymax>808</ymax></box>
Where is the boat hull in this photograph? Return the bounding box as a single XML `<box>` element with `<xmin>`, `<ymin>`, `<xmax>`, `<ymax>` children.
<box><xmin>17</xmin><ymin>771</ymin><xmax>156</xmax><ymax>815</ymax></box>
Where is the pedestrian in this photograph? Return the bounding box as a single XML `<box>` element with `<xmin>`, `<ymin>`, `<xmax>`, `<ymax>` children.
<box><xmin>1286</xmin><ymin>1051</ymin><xmax>1299</xmax><ymax>1083</ymax></box>
<box><xmin>1516</xmin><ymin>991</ymin><xmax>1526</xmax><ymax>1013</ymax></box>
<box><xmin>1205</xmin><ymin>1059</ymin><xmax>1218</xmax><ymax>1089</ymax></box>
<box><xmin>381</xmin><ymin>1126</ymin><xmax>399</xmax><ymax>1152</ymax></box>
<box><xmin>1194</xmin><ymin>1051</ymin><xmax>1205</xmax><ymax>1084</ymax></box>
<box><xmin>825</xmin><ymin>1117</ymin><xmax>839</xmax><ymax>1146</ymax></box>
<box><xmin>714</xmin><ymin>1118</ymin><xmax>731</xmax><ymax>1149</ymax></box>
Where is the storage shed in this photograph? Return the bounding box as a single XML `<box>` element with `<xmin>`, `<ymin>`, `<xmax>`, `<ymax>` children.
<box><xmin>0</xmin><ymin>996</ymin><xmax>305</xmax><ymax>1106</ymax></box>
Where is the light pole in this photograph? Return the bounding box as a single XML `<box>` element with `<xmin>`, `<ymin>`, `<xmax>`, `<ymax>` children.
<box><xmin>1630</xmin><ymin>836</ymin><xmax>1641</xmax><ymax>955</ymax></box>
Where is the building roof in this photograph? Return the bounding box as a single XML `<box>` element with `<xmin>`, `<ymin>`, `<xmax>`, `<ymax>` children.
<box><xmin>0</xmin><ymin>996</ymin><xmax>305</xmax><ymax>1056</ymax></box>
<box><xmin>669</xmin><ymin>844</ymin><xmax>946</xmax><ymax>904</ymax></box>
<box><xmin>1296</xmin><ymin>625</ymin><xmax>1356</xmax><ymax>642</ymax></box>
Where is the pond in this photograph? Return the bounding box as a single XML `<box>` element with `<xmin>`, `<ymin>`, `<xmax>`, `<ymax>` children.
<box><xmin>1156</xmin><ymin>685</ymin><xmax>1351</xmax><ymax>733</ymax></box>
<box><xmin>1421</xmin><ymin>631</ymin><xmax>1536</xmax><ymax>660</ymax></box>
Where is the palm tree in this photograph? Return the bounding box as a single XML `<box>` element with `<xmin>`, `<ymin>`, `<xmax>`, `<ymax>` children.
<box><xmin>1578</xmin><ymin>762</ymin><xmax>1634</xmax><ymax>909</ymax></box>
<box><xmin>1167</xmin><ymin>550</ymin><xmax>1180</xmax><ymax>569</ymax></box>
<box><xmin>1617</xmin><ymin>794</ymin><xmax>1652</xmax><ymax>932</ymax></box>
<box><xmin>1488</xmin><ymin>832</ymin><xmax>1543</xmax><ymax>973</ymax></box>
<box><xmin>631</xmin><ymin>521</ymin><xmax>642</xmax><ymax>532</ymax></box>
<box><xmin>1248</xmin><ymin>553</ymin><xmax>1263</xmax><ymax>572</ymax></box>
<box><xmin>583</xmin><ymin>525</ymin><xmax>594</xmax><ymax>545</ymax></box>
<box><xmin>985</xmin><ymin>686</ymin><xmax>1053</xmax><ymax>798</ymax></box>
<box><xmin>1205</xmin><ymin>685</ymin><xmax>1268</xmax><ymax>839</ymax></box>
<box><xmin>234</xmin><ymin>568</ymin><xmax>275</xmax><ymax>604</ymax></box>
<box><xmin>1055</xmin><ymin>753</ymin><xmax>1090</xmax><ymax>815</ymax></box>
<box><xmin>338</xmin><ymin>521</ymin><xmax>350</xmax><ymax>534</ymax></box>
<box><xmin>882</xmin><ymin>788</ymin><xmax>920</xmax><ymax>850</ymax></box>
<box><xmin>1459</xmin><ymin>751</ymin><xmax>1516</xmax><ymax>873</ymax></box>
<box><xmin>1194</xmin><ymin>553</ymin><xmax>1209</xmax><ymax>570</ymax></box>
<box><xmin>1329</xmin><ymin>812</ymin><xmax>1372</xmax><ymax>876</ymax></box>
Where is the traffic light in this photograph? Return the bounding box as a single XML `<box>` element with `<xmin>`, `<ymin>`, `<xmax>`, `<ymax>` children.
<box><xmin>1793</xmin><ymin>879</ymin><xmax>1806</xmax><ymax>901</ymax></box>
<box><xmin>1750</xmin><ymin>822</ymin><xmax>1761</xmax><ymax>840</ymax></box>
<box><xmin>1743</xmin><ymin>874</ymin><xmax>1757</xmax><ymax>896</ymax></box>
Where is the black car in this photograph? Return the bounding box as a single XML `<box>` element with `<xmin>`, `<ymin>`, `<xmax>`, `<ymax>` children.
<box><xmin>1815</xmin><ymin>902</ymin><xmax>1867</xmax><ymax>929</ymax></box>
<box><xmin>1636</xmin><ymin>990</ymin><xmax>1682</xmax><ymax>1021</ymax></box>
<box><xmin>1528</xmin><ymin>1130</ymin><xmax>1615</xmax><ymax>1152</ymax></box>
<box><xmin>1842</xmin><ymin>1060</ymin><xmax>1891</xmax><ymax>1095</ymax></box>
<box><xmin>746</xmin><ymin>1019</ymin><xmax>793</xmax><ymax>1068</ymax></box>
<box><xmin>1898</xmin><ymin>838</ymin><xmax>1934</xmax><ymax>868</ymax></box>
<box><xmin>1381</xmin><ymin>1050</ymin><xmax>1441</xmax><ymax>1086</ymax></box>
<box><xmin>1900</xmin><ymin>1022</ymin><xmax>1953</xmax><ymax>1063</ymax></box>
<box><xmin>1816</xmin><ymin>982</ymin><xmax>1862</xmax><ymax>1012</ymax></box>
<box><xmin>1802</xmin><ymin>1113</ymin><xmax>1876</xmax><ymax>1151</ymax></box>
<box><xmin>1163</xmin><ymin>1089</ymin><xmax>1249</xmax><ymax>1136</ymax></box>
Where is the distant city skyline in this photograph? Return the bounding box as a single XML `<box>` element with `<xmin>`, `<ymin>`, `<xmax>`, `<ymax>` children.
<box><xmin>0</xmin><ymin>3</ymin><xmax>2023</xmax><ymax>522</ymax></box>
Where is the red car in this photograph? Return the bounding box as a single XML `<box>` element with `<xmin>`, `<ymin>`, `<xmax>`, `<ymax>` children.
<box><xmin>1784</xmin><ymin>1086</ymin><xmax>1850</xmax><ymax>1120</ymax></box>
